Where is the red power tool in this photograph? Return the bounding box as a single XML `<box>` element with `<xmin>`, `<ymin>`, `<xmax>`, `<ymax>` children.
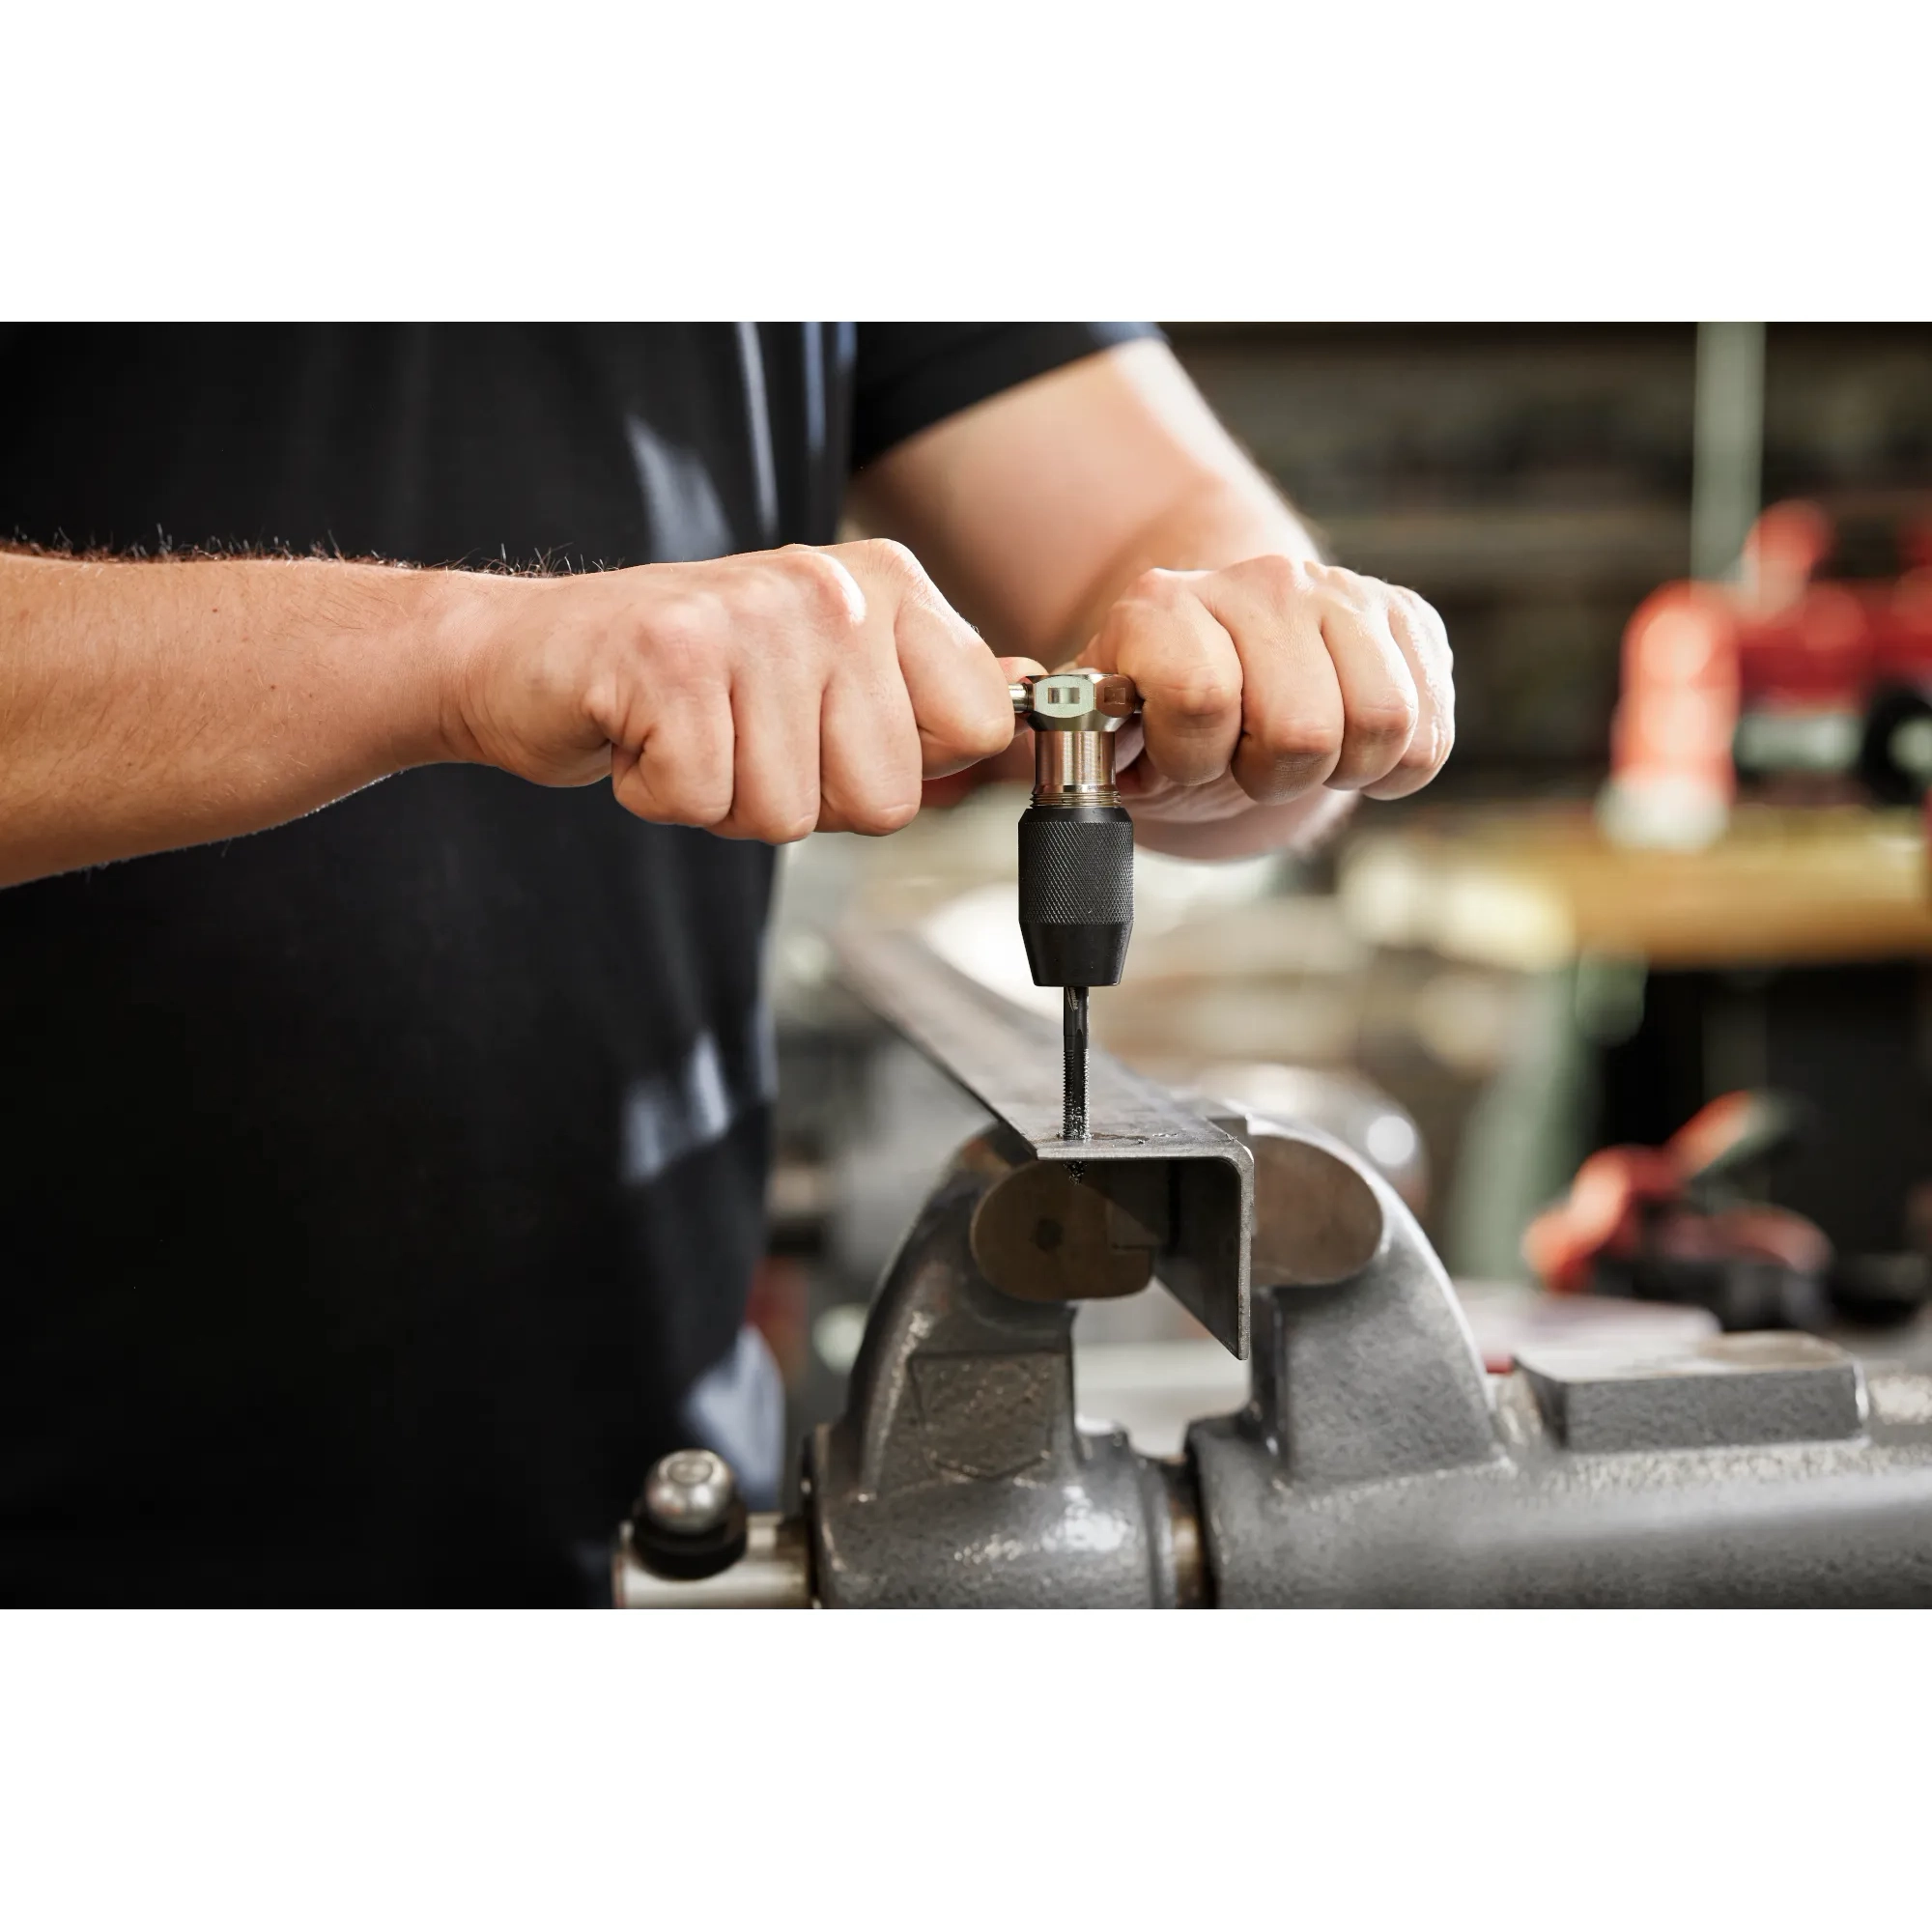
<box><xmin>1522</xmin><ymin>1091</ymin><xmax>1833</xmax><ymax>1330</ymax></box>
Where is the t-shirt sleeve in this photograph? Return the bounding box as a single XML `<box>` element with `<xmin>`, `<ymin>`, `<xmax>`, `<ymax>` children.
<box><xmin>849</xmin><ymin>323</ymin><xmax>1165</xmax><ymax>471</ymax></box>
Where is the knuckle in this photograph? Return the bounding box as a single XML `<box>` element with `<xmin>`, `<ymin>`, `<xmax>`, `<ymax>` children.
<box><xmin>1330</xmin><ymin>562</ymin><xmax>1384</xmax><ymax>602</ymax></box>
<box><xmin>740</xmin><ymin>793</ymin><xmax>816</xmax><ymax>843</ymax></box>
<box><xmin>1350</xmin><ymin>692</ymin><xmax>1420</xmax><ymax>746</ymax></box>
<box><xmin>1405</xmin><ymin>719</ymin><xmax>1454</xmax><ymax>774</ymax></box>
<box><xmin>643</xmin><ymin>595</ymin><xmax>724</xmax><ymax>680</ymax></box>
<box><xmin>847</xmin><ymin>793</ymin><xmax>919</xmax><ymax>837</ymax></box>
<box><xmin>1239</xmin><ymin>551</ymin><xmax>1307</xmax><ymax>599</ymax></box>
<box><xmin>854</xmin><ymin>536</ymin><xmax>923</xmax><ymax>586</ymax></box>
<box><xmin>1165</xmin><ymin>664</ymin><xmax>1242</xmax><ymax>721</ymax></box>
<box><xmin>961</xmin><ymin>696</ymin><xmax>1015</xmax><ymax>756</ymax></box>
<box><xmin>778</xmin><ymin>547</ymin><xmax>865</xmax><ymax>636</ymax></box>
<box><xmin>1123</xmin><ymin>565</ymin><xmax>1185</xmax><ymax>609</ymax></box>
<box><xmin>678</xmin><ymin>783</ymin><xmax>734</xmax><ymax>828</ymax></box>
<box><xmin>634</xmin><ymin>781</ymin><xmax>729</xmax><ymax>830</ymax></box>
<box><xmin>1256</xmin><ymin>712</ymin><xmax>1343</xmax><ymax>763</ymax></box>
<box><xmin>1236</xmin><ymin>759</ymin><xmax>1311</xmax><ymax>806</ymax></box>
<box><xmin>1397</xmin><ymin>587</ymin><xmax>1453</xmax><ymax>657</ymax></box>
<box><xmin>1393</xmin><ymin>581</ymin><xmax>1444</xmax><ymax>627</ymax></box>
<box><xmin>917</xmin><ymin>673</ymin><xmax>1010</xmax><ymax>759</ymax></box>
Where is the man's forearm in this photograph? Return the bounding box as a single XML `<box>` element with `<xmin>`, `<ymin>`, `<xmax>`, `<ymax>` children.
<box><xmin>0</xmin><ymin>535</ymin><xmax>1042</xmax><ymax>887</ymax></box>
<box><xmin>0</xmin><ymin>551</ymin><xmax>463</xmax><ymax>888</ymax></box>
<box><xmin>1042</xmin><ymin>469</ymin><xmax>1325</xmax><ymax>668</ymax></box>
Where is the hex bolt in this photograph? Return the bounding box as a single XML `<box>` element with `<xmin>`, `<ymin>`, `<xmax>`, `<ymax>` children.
<box><xmin>629</xmin><ymin>1447</ymin><xmax>750</xmax><ymax>1581</ymax></box>
<box><xmin>642</xmin><ymin>1448</ymin><xmax>737</xmax><ymax>1535</ymax></box>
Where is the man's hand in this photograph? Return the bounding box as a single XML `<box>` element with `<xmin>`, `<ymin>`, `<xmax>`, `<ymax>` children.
<box><xmin>450</xmin><ymin>539</ymin><xmax>1035</xmax><ymax>843</ymax></box>
<box><xmin>1076</xmin><ymin>554</ymin><xmax>1453</xmax><ymax>824</ymax></box>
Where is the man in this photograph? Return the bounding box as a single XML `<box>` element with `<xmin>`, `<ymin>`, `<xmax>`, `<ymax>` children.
<box><xmin>0</xmin><ymin>324</ymin><xmax>1452</xmax><ymax>1605</ymax></box>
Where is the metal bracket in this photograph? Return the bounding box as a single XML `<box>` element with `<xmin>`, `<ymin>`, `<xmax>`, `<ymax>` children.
<box><xmin>837</xmin><ymin>928</ymin><xmax>1255</xmax><ymax>1358</ymax></box>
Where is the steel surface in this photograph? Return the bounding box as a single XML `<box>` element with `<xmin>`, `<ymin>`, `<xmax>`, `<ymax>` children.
<box><xmin>836</xmin><ymin>927</ymin><xmax>1254</xmax><ymax>1356</ymax></box>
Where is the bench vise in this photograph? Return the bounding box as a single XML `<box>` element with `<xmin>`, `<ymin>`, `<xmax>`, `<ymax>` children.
<box><xmin>615</xmin><ymin>933</ymin><xmax>1932</xmax><ymax>1607</ymax></box>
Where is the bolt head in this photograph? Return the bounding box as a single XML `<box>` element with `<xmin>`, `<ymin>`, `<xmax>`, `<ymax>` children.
<box><xmin>1015</xmin><ymin>669</ymin><xmax>1139</xmax><ymax>732</ymax></box>
<box><xmin>641</xmin><ymin>1448</ymin><xmax>738</xmax><ymax>1535</ymax></box>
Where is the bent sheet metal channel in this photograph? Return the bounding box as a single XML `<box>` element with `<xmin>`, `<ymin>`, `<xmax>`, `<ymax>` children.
<box><xmin>835</xmin><ymin>927</ymin><xmax>1254</xmax><ymax>1358</ymax></box>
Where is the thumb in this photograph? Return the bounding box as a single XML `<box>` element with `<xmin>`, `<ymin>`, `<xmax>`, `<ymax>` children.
<box><xmin>918</xmin><ymin>656</ymin><xmax>1048</xmax><ymax>805</ymax></box>
<box><xmin>912</xmin><ymin>649</ymin><xmax>1044</xmax><ymax>780</ymax></box>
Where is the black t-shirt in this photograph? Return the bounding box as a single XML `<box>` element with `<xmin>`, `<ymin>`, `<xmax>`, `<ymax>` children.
<box><xmin>0</xmin><ymin>322</ymin><xmax>1155</xmax><ymax>1605</ymax></box>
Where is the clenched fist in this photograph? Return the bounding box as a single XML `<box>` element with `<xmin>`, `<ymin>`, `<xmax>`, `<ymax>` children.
<box><xmin>448</xmin><ymin>538</ymin><xmax>1037</xmax><ymax>842</ymax></box>
<box><xmin>1076</xmin><ymin>554</ymin><xmax>1454</xmax><ymax>826</ymax></box>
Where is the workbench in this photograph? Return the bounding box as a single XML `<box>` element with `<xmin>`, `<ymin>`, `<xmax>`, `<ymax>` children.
<box><xmin>1340</xmin><ymin>802</ymin><xmax>1932</xmax><ymax>972</ymax></box>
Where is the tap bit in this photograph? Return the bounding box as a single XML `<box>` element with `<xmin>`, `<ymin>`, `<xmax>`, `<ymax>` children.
<box><xmin>1009</xmin><ymin>670</ymin><xmax>1141</xmax><ymax>1169</ymax></box>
